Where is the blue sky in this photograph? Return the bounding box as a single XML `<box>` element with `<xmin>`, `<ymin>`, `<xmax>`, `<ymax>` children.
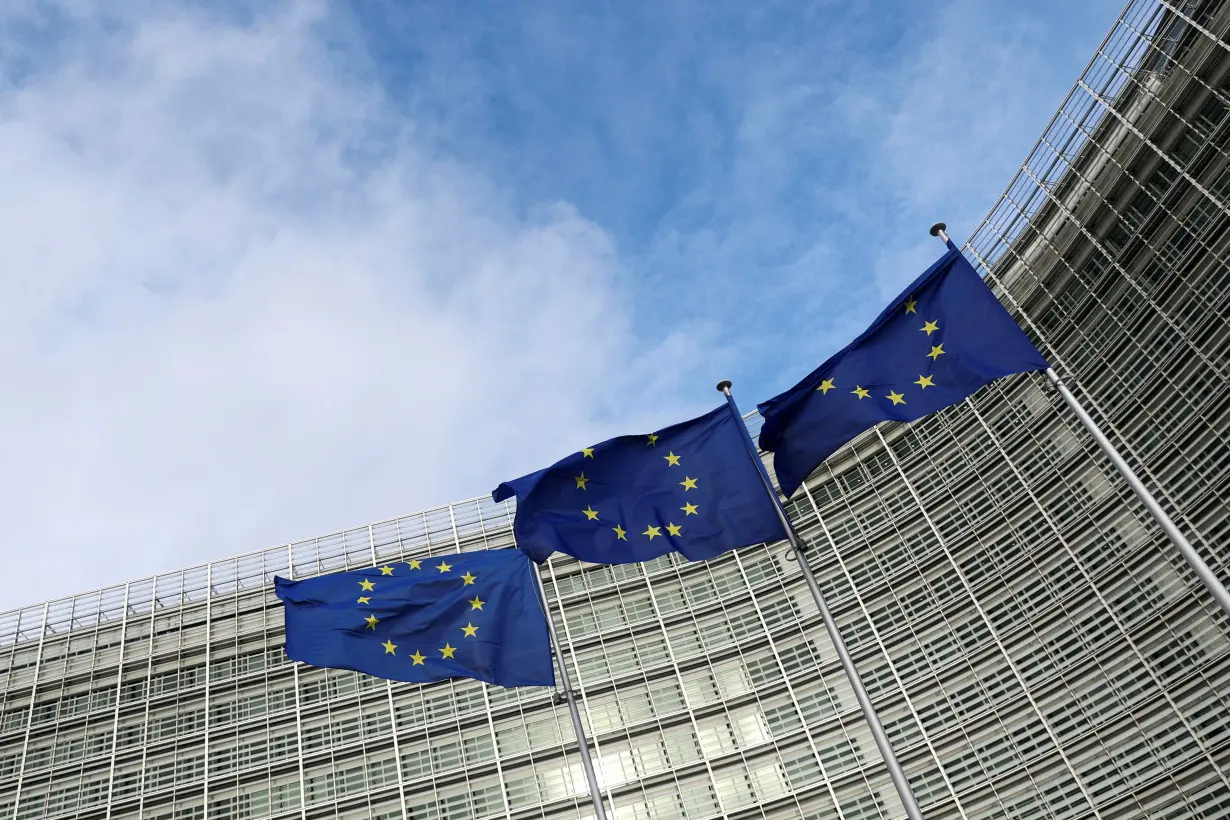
<box><xmin>0</xmin><ymin>0</ymin><xmax>1123</xmax><ymax>607</ymax></box>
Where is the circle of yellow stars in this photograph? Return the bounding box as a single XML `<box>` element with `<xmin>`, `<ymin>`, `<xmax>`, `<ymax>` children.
<box><xmin>357</xmin><ymin>560</ymin><xmax>486</xmax><ymax>667</ymax></box>
<box><xmin>815</xmin><ymin>295</ymin><xmax>945</xmax><ymax>407</ymax></box>
<box><xmin>573</xmin><ymin>433</ymin><xmax>697</xmax><ymax>544</ymax></box>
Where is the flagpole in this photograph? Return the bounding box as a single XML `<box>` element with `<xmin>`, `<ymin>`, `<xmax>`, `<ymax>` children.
<box><xmin>717</xmin><ymin>381</ymin><xmax>926</xmax><ymax>820</ymax></box>
<box><xmin>532</xmin><ymin>566</ymin><xmax>610</xmax><ymax>820</ymax></box>
<box><xmin>930</xmin><ymin>222</ymin><xmax>1230</xmax><ymax>619</ymax></box>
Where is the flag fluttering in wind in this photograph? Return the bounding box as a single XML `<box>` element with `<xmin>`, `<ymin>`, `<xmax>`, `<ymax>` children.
<box><xmin>275</xmin><ymin>549</ymin><xmax>554</xmax><ymax>688</ymax></box>
<box><xmin>758</xmin><ymin>242</ymin><xmax>1048</xmax><ymax>496</ymax></box>
<box><xmin>494</xmin><ymin>405</ymin><xmax>787</xmax><ymax>565</ymax></box>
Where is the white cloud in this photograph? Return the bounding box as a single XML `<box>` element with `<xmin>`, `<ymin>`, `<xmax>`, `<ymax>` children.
<box><xmin>0</xmin><ymin>2</ymin><xmax>693</xmax><ymax>609</ymax></box>
<box><xmin>0</xmin><ymin>0</ymin><xmax>1126</xmax><ymax>610</ymax></box>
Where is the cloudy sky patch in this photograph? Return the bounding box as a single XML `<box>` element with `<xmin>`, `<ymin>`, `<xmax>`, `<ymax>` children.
<box><xmin>0</xmin><ymin>0</ymin><xmax>1121</xmax><ymax>608</ymax></box>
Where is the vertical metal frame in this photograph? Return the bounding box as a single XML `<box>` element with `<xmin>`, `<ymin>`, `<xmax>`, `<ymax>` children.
<box><xmin>797</xmin><ymin>476</ymin><xmax>971</xmax><ymax>819</ymax></box>
<box><xmin>202</xmin><ymin>563</ymin><xmax>213</xmax><ymax>816</ymax></box>
<box><xmin>102</xmin><ymin>583</ymin><xmax>132</xmax><ymax>819</ymax></box>
<box><xmin>963</xmin><ymin>384</ymin><xmax>1230</xmax><ymax>789</ymax></box>
<box><xmin>634</xmin><ymin>560</ymin><xmax>730</xmax><ymax>816</ymax></box>
<box><xmin>134</xmin><ymin>575</ymin><xmax>160</xmax><ymax>817</ymax></box>
<box><xmin>869</xmin><ymin>426</ymin><xmax>1104</xmax><ymax>816</ymax></box>
<box><xmin>9</xmin><ymin>602</ymin><xmax>49</xmax><ymax>820</ymax></box>
<box><xmin>542</xmin><ymin>558</ymin><xmax>620</xmax><ymax>816</ymax></box>
<box><xmin>727</xmin><ymin>548</ymin><xmax>846</xmax><ymax>814</ymax></box>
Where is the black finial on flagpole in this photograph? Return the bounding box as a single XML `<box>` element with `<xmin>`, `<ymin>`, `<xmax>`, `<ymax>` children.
<box><xmin>929</xmin><ymin>222</ymin><xmax>947</xmax><ymax>237</ymax></box>
<box><xmin>716</xmin><ymin>380</ymin><xmax>733</xmax><ymax>394</ymax></box>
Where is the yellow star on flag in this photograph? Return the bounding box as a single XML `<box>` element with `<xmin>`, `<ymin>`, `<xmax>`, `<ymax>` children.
<box><xmin>886</xmin><ymin>391</ymin><xmax>906</xmax><ymax>406</ymax></box>
<box><xmin>646</xmin><ymin>434</ymin><xmax>659</xmax><ymax>446</ymax></box>
<box><xmin>914</xmin><ymin>374</ymin><xmax>935</xmax><ymax>389</ymax></box>
<box><xmin>664</xmin><ymin>451</ymin><xmax>681</xmax><ymax>466</ymax></box>
<box><xmin>357</xmin><ymin>596</ymin><xmax>371</xmax><ymax>604</ymax></box>
<box><xmin>364</xmin><ymin>614</ymin><xmax>379</xmax><ymax>630</ymax></box>
<box><xmin>927</xmin><ymin>343</ymin><xmax>945</xmax><ymax>360</ymax></box>
<box><xmin>461</xmin><ymin>572</ymin><xmax>477</xmax><ymax>586</ymax></box>
<box><xmin>407</xmin><ymin>559</ymin><xmax>422</xmax><ymax>570</ymax></box>
<box><xmin>680</xmin><ymin>476</ymin><xmax>698</xmax><ymax>491</ymax></box>
<box><xmin>359</xmin><ymin>579</ymin><xmax>375</xmax><ymax>591</ymax></box>
<box><xmin>410</xmin><ymin>650</ymin><xmax>426</xmax><ymax>666</ymax></box>
<box><xmin>920</xmin><ymin>320</ymin><xmax>939</xmax><ymax>335</ymax></box>
<box><xmin>681</xmin><ymin>502</ymin><xmax>698</xmax><ymax>516</ymax></box>
<box><xmin>380</xmin><ymin>565</ymin><xmax>394</xmax><ymax>576</ymax></box>
<box><xmin>582</xmin><ymin>447</ymin><xmax>594</xmax><ymax>459</ymax></box>
<box><xmin>437</xmin><ymin>561</ymin><xmax>452</xmax><ymax>573</ymax></box>
<box><xmin>852</xmin><ymin>386</ymin><xmax>870</xmax><ymax>400</ymax></box>
<box><xmin>612</xmin><ymin>525</ymin><xmax>627</xmax><ymax>541</ymax></box>
<box><xmin>817</xmin><ymin>378</ymin><xmax>835</xmax><ymax>394</ymax></box>
<box><xmin>665</xmin><ymin>522</ymin><xmax>682</xmax><ymax>536</ymax></box>
<box><xmin>382</xmin><ymin>639</ymin><xmax>397</xmax><ymax>655</ymax></box>
<box><xmin>575</xmin><ymin>472</ymin><xmax>589</xmax><ymax>490</ymax></box>
<box><xmin>582</xmin><ymin>505</ymin><xmax>599</xmax><ymax>521</ymax></box>
<box><xmin>440</xmin><ymin>643</ymin><xmax>456</xmax><ymax>659</ymax></box>
<box><xmin>461</xmin><ymin>623</ymin><xmax>479</xmax><ymax>638</ymax></box>
<box><xmin>643</xmin><ymin>525</ymin><xmax>662</xmax><ymax>540</ymax></box>
<box><xmin>904</xmin><ymin>298</ymin><xmax>917</xmax><ymax>314</ymax></box>
<box><xmin>469</xmin><ymin>596</ymin><xmax>485</xmax><ymax>611</ymax></box>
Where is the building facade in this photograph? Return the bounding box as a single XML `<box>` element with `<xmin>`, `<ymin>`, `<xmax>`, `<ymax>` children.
<box><xmin>2</xmin><ymin>0</ymin><xmax>1230</xmax><ymax>817</ymax></box>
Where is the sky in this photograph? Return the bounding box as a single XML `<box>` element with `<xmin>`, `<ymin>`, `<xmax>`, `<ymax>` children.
<box><xmin>0</xmin><ymin>0</ymin><xmax>1125</xmax><ymax>610</ymax></box>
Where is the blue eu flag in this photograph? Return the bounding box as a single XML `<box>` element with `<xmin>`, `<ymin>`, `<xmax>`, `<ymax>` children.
<box><xmin>274</xmin><ymin>549</ymin><xmax>554</xmax><ymax>688</ymax></box>
<box><xmin>758</xmin><ymin>242</ymin><xmax>1048</xmax><ymax>497</ymax></box>
<box><xmin>494</xmin><ymin>405</ymin><xmax>787</xmax><ymax>565</ymax></box>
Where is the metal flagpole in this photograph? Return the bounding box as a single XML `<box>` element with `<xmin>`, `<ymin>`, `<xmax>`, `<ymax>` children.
<box><xmin>717</xmin><ymin>381</ymin><xmax>926</xmax><ymax>820</ymax></box>
<box><xmin>532</xmin><ymin>566</ymin><xmax>610</xmax><ymax>820</ymax></box>
<box><xmin>929</xmin><ymin>222</ymin><xmax>1230</xmax><ymax>619</ymax></box>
